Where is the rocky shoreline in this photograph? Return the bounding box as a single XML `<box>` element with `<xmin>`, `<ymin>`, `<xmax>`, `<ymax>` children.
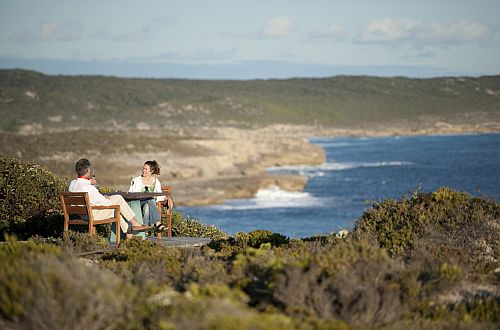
<box><xmin>165</xmin><ymin>126</ymin><xmax>326</xmax><ymax>206</ymax></box>
<box><xmin>149</xmin><ymin>123</ymin><xmax>500</xmax><ymax>206</ymax></box>
<box><xmin>10</xmin><ymin>122</ymin><xmax>497</xmax><ymax>207</ymax></box>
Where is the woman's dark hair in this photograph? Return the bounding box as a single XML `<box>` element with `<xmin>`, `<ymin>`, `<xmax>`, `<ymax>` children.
<box><xmin>145</xmin><ymin>160</ymin><xmax>160</xmax><ymax>175</ymax></box>
<box><xmin>75</xmin><ymin>158</ymin><xmax>91</xmax><ymax>177</ymax></box>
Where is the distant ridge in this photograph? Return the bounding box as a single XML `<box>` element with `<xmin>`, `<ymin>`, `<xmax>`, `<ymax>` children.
<box><xmin>0</xmin><ymin>69</ymin><xmax>499</xmax><ymax>133</ymax></box>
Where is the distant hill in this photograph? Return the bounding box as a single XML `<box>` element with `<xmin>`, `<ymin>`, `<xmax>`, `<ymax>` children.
<box><xmin>1</xmin><ymin>69</ymin><xmax>499</xmax><ymax>133</ymax></box>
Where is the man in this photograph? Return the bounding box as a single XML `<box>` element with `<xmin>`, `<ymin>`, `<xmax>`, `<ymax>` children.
<box><xmin>69</xmin><ymin>158</ymin><xmax>150</xmax><ymax>239</ymax></box>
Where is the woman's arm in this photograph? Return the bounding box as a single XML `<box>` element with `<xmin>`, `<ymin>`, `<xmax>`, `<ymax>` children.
<box><xmin>154</xmin><ymin>178</ymin><xmax>166</xmax><ymax>201</ymax></box>
<box><xmin>129</xmin><ymin>176</ymin><xmax>142</xmax><ymax>192</ymax></box>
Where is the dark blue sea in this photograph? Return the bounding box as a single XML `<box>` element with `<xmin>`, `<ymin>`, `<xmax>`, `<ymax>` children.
<box><xmin>178</xmin><ymin>133</ymin><xmax>500</xmax><ymax>238</ymax></box>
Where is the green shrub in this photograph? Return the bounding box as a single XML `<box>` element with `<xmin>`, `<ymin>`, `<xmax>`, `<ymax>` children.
<box><xmin>57</xmin><ymin>230</ymin><xmax>111</xmax><ymax>255</ymax></box>
<box><xmin>98</xmin><ymin>238</ymin><xmax>234</xmax><ymax>293</ymax></box>
<box><xmin>235</xmin><ymin>230</ymin><xmax>289</xmax><ymax>248</ymax></box>
<box><xmin>0</xmin><ymin>157</ymin><xmax>68</xmax><ymax>239</ymax></box>
<box><xmin>270</xmin><ymin>241</ymin><xmax>404</xmax><ymax>325</ymax></box>
<box><xmin>206</xmin><ymin>230</ymin><xmax>290</xmax><ymax>258</ymax></box>
<box><xmin>0</xmin><ymin>237</ymin><xmax>62</xmax><ymax>319</ymax></box>
<box><xmin>171</xmin><ymin>211</ymin><xmax>229</xmax><ymax>240</ymax></box>
<box><xmin>417</xmin><ymin>297</ymin><xmax>500</xmax><ymax>324</ymax></box>
<box><xmin>0</xmin><ymin>238</ymin><xmax>142</xmax><ymax>329</ymax></box>
<box><xmin>353</xmin><ymin>187</ymin><xmax>500</xmax><ymax>262</ymax></box>
<box><xmin>179</xmin><ymin>252</ymin><xmax>230</xmax><ymax>289</ymax></box>
<box><xmin>100</xmin><ymin>237</ymin><xmax>185</xmax><ymax>290</ymax></box>
<box><xmin>231</xmin><ymin>242</ymin><xmax>283</xmax><ymax>305</ymax></box>
<box><xmin>147</xmin><ymin>283</ymin><xmax>296</xmax><ymax>330</ymax></box>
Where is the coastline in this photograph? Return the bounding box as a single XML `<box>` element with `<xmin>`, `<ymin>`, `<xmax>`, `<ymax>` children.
<box><xmin>159</xmin><ymin>123</ymin><xmax>500</xmax><ymax>206</ymax></box>
<box><xmin>3</xmin><ymin>122</ymin><xmax>498</xmax><ymax>206</ymax></box>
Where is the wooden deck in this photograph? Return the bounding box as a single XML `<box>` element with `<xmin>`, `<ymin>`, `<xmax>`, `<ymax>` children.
<box><xmin>146</xmin><ymin>236</ymin><xmax>211</xmax><ymax>247</ymax></box>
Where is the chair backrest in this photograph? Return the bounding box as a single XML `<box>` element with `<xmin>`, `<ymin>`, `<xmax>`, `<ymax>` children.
<box><xmin>161</xmin><ymin>186</ymin><xmax>172</xmax><ymax>195</ymax></box>
<box><xmin>60</xmin><ymin>192</ymin><xmax>93</xmax><ymax>221</ymax></box>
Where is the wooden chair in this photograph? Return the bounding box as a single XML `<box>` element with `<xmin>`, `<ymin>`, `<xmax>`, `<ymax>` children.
<box><xmin>156</xmin><ymin>186</ymin><xmax>173</xmax><ymax>238</ymax></box>
<box><xmin>60</xmin><ymin>192</ymin><xmax>121</xmax><ymax>245</ymax></box>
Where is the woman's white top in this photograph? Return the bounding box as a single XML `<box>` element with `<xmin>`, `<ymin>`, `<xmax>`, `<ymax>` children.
<box><xmin>128</xmin><ymin>175</ymin><xmax>166</xmax><ymax>201</ymax></box>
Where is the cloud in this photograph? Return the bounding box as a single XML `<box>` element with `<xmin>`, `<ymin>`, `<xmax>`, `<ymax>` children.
<box><xmin>8</xmin><ymin>16</ymin><xmax>176</xmax><ymax>44</ymax></box>
<box><xmin>106</xmin><ymin>16</ymin><xmax>176</xmax><ymax>42</ymax></box>
<box><xmin>399</xmin><ymin>51</ymin><xmax>435</xmax><ymax>60</ymax></box>
<box><xmin>9</xmin><ymin>20</ymin><xmax>85</xmax><ymax>43</ymax></box>
<box><xmin>260</xmin><ymin>16</ymin><xmax>295</xmax><ymax>38</ymax></box>
<box><xmin>40</xmin><ymin>21</ymin><xmax>59</xmax><ymax>40</ymax></box>
<box><xmin>359</xmin><ymin>18</ymin><xmax>489</xmax><ymax>46</ymax></box>
<box><xmin>306</xmin><ymin>23</ymin><xmax>349</xmax><ymax>41</ymax></box>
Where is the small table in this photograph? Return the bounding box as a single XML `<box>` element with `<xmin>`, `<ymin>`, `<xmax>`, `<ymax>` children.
<box><xmin>104</xmin><ymin>192</ymin><xmax>163</xmax><ymax>241</ymax></box>
<box><xmin>104</xmin><ymin>192</ymin><xmax>163</xmax><ymax>201</ymax></box>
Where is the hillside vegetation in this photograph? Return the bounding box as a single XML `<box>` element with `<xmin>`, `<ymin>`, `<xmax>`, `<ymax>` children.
<box><xmin>1</xmin><ymin>69</ymin><xmax>499</xmax><ymax>133</ymax></box>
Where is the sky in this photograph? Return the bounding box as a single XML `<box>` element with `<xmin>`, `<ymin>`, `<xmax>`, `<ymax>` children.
<box><xmin>0</xmin><ymin>0</ymin><xmax>499</xmax><ymax>79</ymax></box>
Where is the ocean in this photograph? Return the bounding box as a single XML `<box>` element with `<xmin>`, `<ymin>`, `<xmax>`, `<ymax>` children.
<box><xmin>178</xmin><ymin>133</ymin><xmax>500</xmax><ymax>238</ymax></box>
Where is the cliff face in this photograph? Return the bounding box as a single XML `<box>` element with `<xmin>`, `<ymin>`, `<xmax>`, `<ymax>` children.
<box><xmin>165</xmin><ymin>127</ymin><xmax>326</xmax><ymax>205</ymax></box>
<box><xmin>99</xmin><ymin>126</ymin><xmax>326</xmax><ymax>205</ymax></box>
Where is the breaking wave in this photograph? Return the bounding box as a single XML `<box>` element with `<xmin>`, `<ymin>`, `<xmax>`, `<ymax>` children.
<box><xmin>209</xmin><ymin>186</ymin><xmax>324</xmax><ymax>210</ymax></box>
<box><xmin>267</xmin><ymin>161</ymin><xmax>412</xmax><ymax>177</ymax></box>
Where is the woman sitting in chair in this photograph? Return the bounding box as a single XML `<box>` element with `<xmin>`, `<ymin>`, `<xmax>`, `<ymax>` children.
<box><xmin>129</xmin><ymin>160</ymin><xmax>170</xmax><ymax>232</ymax></box>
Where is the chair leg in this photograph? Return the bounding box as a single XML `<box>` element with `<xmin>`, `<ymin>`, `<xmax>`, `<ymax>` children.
<box><xmin>115</xmin><ymin>221</ymin><xmax>120</xmax><ymax>246</ymax></box>
<box><xmin>156</xmin><ymin>202</ymin><xmax>163</xmax><ymax>241</ymax></box>
<box><xmin>166</xmin><ymin>209</ymin><xmax>172</xmax><ymax>238</ymax></box>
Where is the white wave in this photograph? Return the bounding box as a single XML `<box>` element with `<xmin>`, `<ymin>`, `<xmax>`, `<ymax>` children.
<box><xmin>315</xmin><ymin>141</ymin><xmax>353</xmax><ymax>148</ymax></box>
<box><xmin>267</xmin><ymin>161</ymin><xmax>412</xmax><ymax>176</ymax></box>
<box><xmin>210</xmin><ymin>186</ymin><xmax>323</xmax><ymax>210</ymax></box>
<box><xmin>321</xmin><ymin>161</ymin><xmax>412</xmax><ymax>170</ymax></box>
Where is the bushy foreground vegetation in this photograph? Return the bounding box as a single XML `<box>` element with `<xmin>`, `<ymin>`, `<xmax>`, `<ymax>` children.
<box><xmin>0</xmin><ymin>157</ymin><xmax>68</xmax><ymax>237</ymax></box>
<box><xmin>1</xmin><ymin>158</ymin><xmax>499</xmax><ymax>329</ymax></box>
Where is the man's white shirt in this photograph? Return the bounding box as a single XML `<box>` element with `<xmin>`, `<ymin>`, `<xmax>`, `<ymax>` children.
<box><xmin>68</xmin><ymin>178</ymin><xmax>111</xmax><ymax>206</ymax></box>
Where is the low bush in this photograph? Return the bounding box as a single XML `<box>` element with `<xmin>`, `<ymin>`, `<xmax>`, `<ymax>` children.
<box><xmin>271</xmin><ymin>241</ymin><xmax>404</xmax><ymax>325</ymax></box>
<box><xmin>171</xmin><ymin>211</ymin><xmax>229</xmax><ymax>240</ymax></box>
<box><xmin>57</xmin><ymin>230</ymin><xmax>111</xmax><ymax>255</ymax></box>
<box><xmin>147</xmin><ymin>283</ymin><xmax>297</xmax><ymax>330</ymax></box>
<box><xmin>0</xmin><ymin>157</ymin><xmax>68</xmax><ymax>239</ymax></box>
<box><xmin>0</xmin><ymin>238</ymin><xmax>142</xmax><ymax>329</ymax></box>
<box><xmin>353</xmin><ymin>187</ymin><xmax>500</xmax><ymax>266</ymax></box>
<box><xmin>235</xmin><ymin>229</ymin><xmax>289</xmax><ymax>248</ymax></box>
<box><xmin>99</xmin><ymin>237</ymin><xmax>184</xmax><ymax>289</ymax></box>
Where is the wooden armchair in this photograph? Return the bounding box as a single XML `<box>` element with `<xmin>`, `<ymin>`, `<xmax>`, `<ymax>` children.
<box><xmin>60</xmin><ymin>192</ymin><xmax>121</xmax><ymax>245</ymax></box>
<box><xmin>156</xmin><ymin>186</ymin><xmax>173</xmax><ymax>238</ymax></box>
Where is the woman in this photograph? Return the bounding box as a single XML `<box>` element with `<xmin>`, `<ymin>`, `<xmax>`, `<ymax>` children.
<box><xmin>129</xmin><ymin>160</ymin><xmax>169</xmax><ymax>232</ymax></box>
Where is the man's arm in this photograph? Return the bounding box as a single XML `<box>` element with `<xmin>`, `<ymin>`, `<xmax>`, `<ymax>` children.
<box><xmin>87</xmin><ymin>185</ymin><xmax>111</xmax><ymax>206</ymax></box>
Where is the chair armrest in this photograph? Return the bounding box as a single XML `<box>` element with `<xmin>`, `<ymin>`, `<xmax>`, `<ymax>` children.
<box><xmin>92</xmin><ymin>205</ymin><xmax>120</xmax><ymax>211</ymax></box>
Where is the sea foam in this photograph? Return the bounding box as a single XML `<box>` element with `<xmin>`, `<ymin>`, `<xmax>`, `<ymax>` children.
<box><xmin>267</xmin><ymin>161</ymin><xmax>412</xmax><ymax>177</ymax></box>
<box><xmin>211</xmin><ymin>185</ymin><xmax>323</xmax><ymax>210</ymax></box>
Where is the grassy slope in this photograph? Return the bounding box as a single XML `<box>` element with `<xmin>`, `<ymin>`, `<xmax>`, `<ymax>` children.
<box><xmin>1</xmin><ymin>69</ymin><xmax>499</xmax><ymax>132</ymax></box>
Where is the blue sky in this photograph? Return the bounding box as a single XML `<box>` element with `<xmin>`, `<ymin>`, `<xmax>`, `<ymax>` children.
<box><xmin>1</xmin><ymin>0</ymin><xmax>499</xmax><ymax>79</ymax></box>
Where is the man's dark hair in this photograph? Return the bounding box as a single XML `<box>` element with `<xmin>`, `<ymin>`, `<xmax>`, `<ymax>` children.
<box><xmin>75</xmin><ymin>158</ymin><xmax>91</xmax><ymax>177</ymax></box>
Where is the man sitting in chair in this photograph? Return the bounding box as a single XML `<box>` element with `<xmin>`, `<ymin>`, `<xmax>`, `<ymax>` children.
<box><xmin>69</xmin><ymin>158</ymin><xmax>150</xmax><ymax>240</ymax></box>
